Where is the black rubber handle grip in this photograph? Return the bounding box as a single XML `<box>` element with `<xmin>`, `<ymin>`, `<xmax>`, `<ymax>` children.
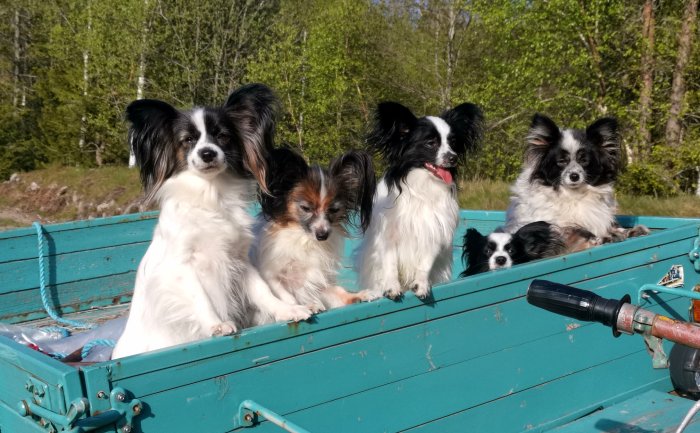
<box><xmin>527</xmin><ymin>280</ymin><xmax>630</xmax><ymax>337</ymax></box>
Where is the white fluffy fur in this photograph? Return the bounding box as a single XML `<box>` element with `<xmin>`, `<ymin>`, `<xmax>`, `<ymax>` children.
<box><xmin>112</xmin><ymin>172</ymin><xmax>311</xmax><ymax>358</ymax></box>
<box><xmin>251</xmin><ymin>220</ymin><xmax>366</xmax><ymax>315</ymax></box>
<box><xmin>506</xmin><ymin>166</ymin><xmax>617</xmax><ymax>238</ymax></box>
<box><xmin>357</xmin><ymin>168</ymin><xmax>459</xmax><ymax>299</ymax></box>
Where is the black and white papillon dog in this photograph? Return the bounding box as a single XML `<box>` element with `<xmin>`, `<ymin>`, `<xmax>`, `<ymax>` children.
<box><xmin>356</xmin><ymin>101</ymin><xmax>483</xmax><ymax>300</ymax></box>
<box><xmin>112</xmin><ymin>84</ymin><xmax>311</xmax><ymax>359</ymax></box>
<box><xmin>460</xmin><ymin>222</ymin><xmax>567</xmax><ymax>276</ymax></box>
<box><xmin>506</xmin><ymin>114</ymin><xmax>631</xmax><ymax>241</ymax></box>
<box><xmin>251</xmin><ymin>147</ymin><xmax>376</xmax><ymax>315</ymax></box>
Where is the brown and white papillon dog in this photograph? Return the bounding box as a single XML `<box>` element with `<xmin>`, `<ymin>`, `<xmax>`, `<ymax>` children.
<box><xmin>356</xmin><ymin>101</ymin><xmax>484</xmax><ymax>300</ymax></box>
<box><xmin>251</xmin><ymin>147</ymin><xmax>376</xmax><ymax>316</ymax></box>
<box><xmin>112</xmin><ymin>84</ymin><xmax>312</xmax><ymax>359</ymax></box>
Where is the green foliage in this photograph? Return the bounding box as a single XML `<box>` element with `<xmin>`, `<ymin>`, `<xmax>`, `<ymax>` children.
<box><xmin>0</xmin><ymin>0</ymin><xmax>698</xmax><ymax>196</ymax></box>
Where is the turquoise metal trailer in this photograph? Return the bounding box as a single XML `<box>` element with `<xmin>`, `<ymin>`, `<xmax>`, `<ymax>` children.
<box><xmin>1</xmin><ymin>210</ymin><xmax>700</xmax><ymax>432</ymax></box>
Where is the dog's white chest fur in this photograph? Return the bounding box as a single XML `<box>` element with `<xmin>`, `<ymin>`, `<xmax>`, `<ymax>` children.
<box><xmin>252</xmin><ymin>222</ymin><xmax>342</xmax><ymax>308</ymax></box>
<box><xmin>112</xmin><ymin>171</ymin><xmax>253</xmax><ymax>357</ymax></box>
<box><xmin>507</xmin><ymin>168</ymin><xmax>617</xmax><ymax>238</ymax></box>
<box><xmin>357</xmin><ymin>169</ymin><xmax>459</xmax><ymax>297</ymax></box>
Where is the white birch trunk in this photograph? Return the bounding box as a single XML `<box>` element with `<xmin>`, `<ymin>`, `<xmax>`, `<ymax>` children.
<box><xmin>130</xmin><ymin>0</ymin><xmax>150</xmax><ymax>168</ymax></box>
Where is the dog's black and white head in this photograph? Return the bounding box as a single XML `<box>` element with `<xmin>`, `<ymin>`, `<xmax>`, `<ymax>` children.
<box><xmin>126</xmin><ymin>83</ymin><xmax>279</xmax><ymax>202</ymax></box>
<box><xmin>525</xmin><ymin>114</ymin><xmax>621</xmax><ymax>190</ymax></box>
<box><xmin>367</xmin><ymin>101</ymin><xmax>483</xmax><ymax>192</ymax></box>
<box><xmin>260</xmin><ymin>147</ymin><xmax>376</xmax><ymax>241</ymax></box>
<box><xmin>460</xmin><ymin>221</ymin><xmax>566</xmax><ymax>277</ymax></box>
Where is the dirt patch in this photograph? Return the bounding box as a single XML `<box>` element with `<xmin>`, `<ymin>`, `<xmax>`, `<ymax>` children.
<box><xmin>0</xmin><ymin>172</ymin><xmax>153</xmax><ymax>230</ymax></box>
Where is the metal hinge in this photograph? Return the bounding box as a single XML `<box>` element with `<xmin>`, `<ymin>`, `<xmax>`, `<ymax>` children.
<box><xmin>17</xmin><ymin>387</ymin><xmax>142</xmax><ymax>433</ymax></box>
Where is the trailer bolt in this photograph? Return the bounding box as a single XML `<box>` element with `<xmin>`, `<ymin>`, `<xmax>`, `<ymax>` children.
<box><xmin>694</xmin><ymin>252</ymin><xmax>700</xmax><ymax>259</ymax></box>
<box><xmin>244</xmin><ymin>413</ymin><xmax>254</xmax><ymax>423</ymax></box>
<box><xmin>97</xmin><ymin>391</ymin><xmax>107</xmax><ymax>399</ymax></box>
<box><xmin>116</xmin><ymin>393</ymin><xmax>126</xmax><ymax>402</ymax></box>
<box><xmin>122</xmin><ymin>425</ymin><xmax>132</xmax><ymax>433</ymax></box>
<box><xmin>133</xmin><ymin>405</ymin><xmax>141</xmax><ymax>415</ymax></box>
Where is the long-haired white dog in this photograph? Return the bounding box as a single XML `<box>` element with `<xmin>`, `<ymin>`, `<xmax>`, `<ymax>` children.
<box><xmin>112</xmin><ymin>84</ymin><xmax>311</xmax><ymax>359</ymax></box>
<box><xmin>356</xmin><ymin>101</ymin><xmax>483</xmax><ymax>300</ymax></box>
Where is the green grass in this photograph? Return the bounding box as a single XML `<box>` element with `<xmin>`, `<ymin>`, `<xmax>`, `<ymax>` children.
<box><xmin>458</xmin><ymin>178</ymin><xmax>700</xmax><ymax>217</ymax></box>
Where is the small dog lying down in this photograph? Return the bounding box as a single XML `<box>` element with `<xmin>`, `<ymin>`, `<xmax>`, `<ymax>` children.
<box><xmin>460</xmin><ymin>221</ymin><xmax>600</xmax><ymax>276</ymax></box>
<box><xmin>251</xmin><ymin>147</ymin><xmax>376</xmax><ymax>317</ymax></box>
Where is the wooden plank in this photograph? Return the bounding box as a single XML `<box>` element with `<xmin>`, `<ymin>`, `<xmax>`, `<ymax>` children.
<box><xmin>0</xmin><ymin>212</ymin><xmax>158</xmax><ymax>240</ymax></box>
<box><xmin>0</xmin><ymin>217</ymin><xmax>157</xmax><ymax>264</ymax></box>
<box><xmin>0</xmin><ymin>272</ymin><xmax>135</xmax><ymax>323</ymax></box>
<box><xmin>550</xmin><ymin>389</ymin><xmax>700</xmax><ymax>433</ymax></box>
<box><xmin>0</xmin><ymin>242</ymin><xmax>148</xmax><ymax>294</ymax></box>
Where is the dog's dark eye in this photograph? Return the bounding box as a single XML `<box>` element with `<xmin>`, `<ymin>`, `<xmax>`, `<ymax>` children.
<box><xmin>183</xmin><ymin>136</ymin><xmax>195</xmax><ymax>145</ymax></box>
<box><xmin>557</xmin><ymin>157</ymin><xmax>569</xmax><ymax>166</ymax></box>
<box><xmin>299</xmin><ymin>204</ymin><xmax>312</xmax><ymax>213</ymax></box>
<box><xmin>217</xmin><ymin>133</ymin><xmax>230</xmax><ymax>144</ymax></box>
<box><xmin>506</xmin><ymin>246</ymin><xmax>514</xmax><ymax>254</ymax></box>
<box><xmin>328</xmin><ymin>206</ymin><xmax>340</xmax><ymax>214</ymax></box>
<box><xmin>425</xmin><ymin>139</ymin><xmax>438</xmax><ymax>149</ymax></box>
<box><xmin>577</xmin><ymin>152</ymin><xmax>588</xmax><ymax>165</ymax></box>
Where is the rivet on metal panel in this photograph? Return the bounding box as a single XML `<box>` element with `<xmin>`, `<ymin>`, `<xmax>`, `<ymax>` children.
<box><xmin>97</xmin><ymin>390</ymin><xmax>107</xmax><ymax>399</ymax></box>
<box><xmin>122</xmin><ymin>425</ymin><xmax>132</xmax><ymax>433</ymax></box>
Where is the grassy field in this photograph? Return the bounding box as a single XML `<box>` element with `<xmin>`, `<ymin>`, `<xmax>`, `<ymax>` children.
<box><xmin>0</xmin><ymin>167</ymin><xmax>698</xmax><ymax>230</ymax></box>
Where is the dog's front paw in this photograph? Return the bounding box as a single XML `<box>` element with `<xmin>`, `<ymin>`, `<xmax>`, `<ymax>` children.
<box><xmin>628</xmin><ymin>224</ymin><xmax>651</xmax><ymax>238</ymax></box>
<box><xmin>275</xmin><ymin>304</ymin><xmax>313</xmax><ymax>322</ymax></box>
<box><xmin>411</xmin><ymin>280</ymin><xmax>431</xmax><ymax>299</ymax></box>
<box><xmin>211</xmin><ymin>321</ymin><xmax>237</xmax><ymax>337</ymax></box>
<box><xmin>384</xmin><ymin>286</ymin><xmax>404</xmax><ymax>300</ymax></box>
<box><xmin>309</xmin><ymin>303</ymin><xmax>326</xmax><ymax>314</ymax></box>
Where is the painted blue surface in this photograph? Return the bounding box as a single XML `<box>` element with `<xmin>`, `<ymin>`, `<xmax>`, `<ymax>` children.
<box><xmin>0</xmin><ymin>211</ymin><xmax>699</xmax><ymax>432</ymax></box>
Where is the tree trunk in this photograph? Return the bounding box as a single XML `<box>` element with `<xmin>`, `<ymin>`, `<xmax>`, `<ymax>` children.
<box><xmin>79</xmin><ymin>5</ymin><xmax>91</xmax><ymax>152</ymax></box>
<box><xmin>637</xmin><ymin>0</ymin><xmax>655</xmax><ymax>163</ymax></box>
<box><xmin>12</xmin><ymin>9</ymin><xmax>21</xmax><ymax>112</ymax></box>
<box><xmin>131</xmin><ymin>0</ymin><xmax>151</xmax><ymax>168</ymax></box>
<box><xmin>665</xmin><ymin>0</ymin><xmax>698</xmax><ymax>148</ymax></box>
<box><xmin>576</xmin><ymin>1</ymin><xmax>608</xmax><ymax>115</ymax></box>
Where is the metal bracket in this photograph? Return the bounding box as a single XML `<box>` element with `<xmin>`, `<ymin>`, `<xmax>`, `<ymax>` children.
<box><xmin>689</xmin><ymin>230</ymin><xmax>700</xmax><ymax>272</ymax></box>
<box><xmin>633</xmin><ymin>308</ymin><xmax>670</xmax><ymax>368</ymax></box>
<box><xmin>238</xmin><ymin>399</ymin><xmax>311</xmax><ymax>433</ymax></box>
<box><xmin>17</xmin><ymin>387</ymin><xmax>142</xmax><ymax>433</ymax></box>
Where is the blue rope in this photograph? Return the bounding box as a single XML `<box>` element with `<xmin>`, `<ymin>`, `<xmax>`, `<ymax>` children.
<box><xmin>33</xmin><ymin>222</ymin><xmax>94</xmax><ymax>330</ymax></box>
<box><xmin>81</xmin><ymin>339</ymin><xmax>116</xmax><ymax>359</ymax></box>
<box><xmin>41</xmin><ymin>326</ymin><xmax>71</xmax><ymax>338</ymax></box>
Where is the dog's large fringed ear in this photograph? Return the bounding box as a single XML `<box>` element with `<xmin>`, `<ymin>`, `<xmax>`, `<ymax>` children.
<box><xmin>525</xmin><ymin>114</ymin><xmax>561</xmax><ymax>163</ymax></box>
<box><xmin>367</xmin><ymin>102</ymin><xmax>417</xmax><ymax>161</ymax></box>
<box><xmin>460</xmin><ymin>228</ymin><xmax>487</xmax><ymax>277</ymax></box>
<box><xmin>330</xmin><ymin>150</ymin><xmax>377</xmax><ymax>232</ymax></box>
<box><xmin>259</xmin><ymin>146</ymin><xmax>308</xmax><ymax>220</ymax></box>
<box><xmin>441</xmin><ymin>103</ymin><xmax>484</xmax><ymax>155</ymax></box>
<box><xmin>125</xmin><ymin>99</ymin><xmax>181</xmax><ymax>204</ymax></box>
<box><xmin>587</xmin><ymin>117</ymin><xmax>621</xmax><ymax>176</ymax></box>
<box><xmin>224</xmin><ymin>83</ymin><xmax>280</xmax><ymax>193</ymax></box>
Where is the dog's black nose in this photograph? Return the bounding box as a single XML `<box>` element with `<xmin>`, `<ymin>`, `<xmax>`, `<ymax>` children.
<box><xmin>199</xmin><ymin>148</ymin><xmax>217</xmax><ymax>163</ymax></box>
<box><xmin>495</xmin><ymin>256</ymin><xmax>507</xmax><ymax>266</ymax></box>
<box><xmin>569</xmin><ymin>172</ymin><xmax>580</xmax><ymax>182</ymax></box>
<box><xmin>315</xmin><ymin>229</ymin><xmax>329</xmax><ymax>241</ymax></box>
<box><xmin>444</xmin><ymin>152</ymin><xmax>458</xmax><ymax>166</ymax></box>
